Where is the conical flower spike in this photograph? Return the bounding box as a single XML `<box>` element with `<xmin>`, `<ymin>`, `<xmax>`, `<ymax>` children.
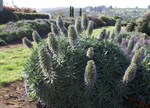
<box><xmin>32</xmin><ymin>31</ymin><xmax>41</xmax><ymax>44</ymax></box>
<box><xmin>48</xmin><ymin>33</ymin><xmax>59</xmax><ymax>54</ymax></box>
<box><xmin>22</xmin><ymin>37</ymin><xmax>33</xmax><ymax>49</ymax></box>
<box><xmin>84</xmin><ymin>60</ymin><xmax>97</xmax><ymax>86</ymax></box>
<box><xmin>122</xmin><ymin>63</ymin><xmax>137</xmax><ymax>84</ymax></box>
<box><xmin>38</xmin><ymin>45</ymin><xmax>53</xmax><ymax>82</ymax></box>
<box><xmin>86</xmin><ymin>47</ymin><xmax>94</xmax><ymax>58</ymax></box>
<box><xmin>68</xmin><ymin>25</ymin><xmax>78</xmax><ymax>46</ymax></box>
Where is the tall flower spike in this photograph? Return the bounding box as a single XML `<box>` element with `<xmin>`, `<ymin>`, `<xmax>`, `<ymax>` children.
<box><xmin>97</xmin><ymin>29</ymin><xmax>106</xmax><ymax>40</ymax></box>
<box><xmin>127</xmin><ymin>37</ymin><xmax>135</xmax><ymax>54</ymax></box>
<box><xmin>51</xmin><ymin>23</ymin><xmax>59</xmax><ymax>36</ymax></box>
<box><xmin>122</xmin><ymin>63</ymin><xmax>137</xmax><ymax>84</ymax></box>
<box><xmin>22</xmin><ymin>37</ymin><xmax>33</xmax><ymax>49</ymax></box>
<box><xmin>133</xmin><ymin>42</ymin><xmax>140</xmax><ymax>52</ymax></box>
<box><xmin>38</xmin><ymin>45</ymin><xmax>53</xmax><ymax>83</ymax></box>
<box><xmin>109</xmin><ymin>32</ymin><xmax>115</xmax><ymax>40</ymax></box>
<box><xmin>60</xmin><ymin>27</ymin><xmax>68</xmax><ymax>37</ymax></box>
<box><xmin>86</xmin><ymin>47</ymin><xmax>94</xmax><ymax>58</ymax></box>
<box><xmin>131</xmin><ymin>46</ymin><xmax>145</xmax><ymax>65</ymax></box>
<box><xmin>32</xmin><ymin>31</ymin><xmax>41</xmax><ymax>44</ymax></box>
<box><xmin>75</xmin><ymin>18</ymin><xmax>82</xmax><ymax>35</ymax></box>
<box><xmin>68</xmin><ymin>25</ymin><xmax>78</xmax><ymax>46</ymax></box>
<box><xmin>84</xmin><ymin>60</ymin><xmax>97</xmax><ymax>86</ymax></box>
<box><xmin>86</xmin><ymin>21</ymin><xmax>93</xmax><ymax>36</ymax></box>
<box><xmin>56</xmin><ymin>15</ymin><xmax>64</xmax><ymax>29</ymax></box>
<box><xmin>115</xmin><ymin>19</ymin><xmax>121</xmax><ymax>36</ymax></box>
<box><xmin>82</xmin><ymin>14</ymin><xmax>89</xmax><ymax>30</ymax></box>
<box><xmin>105</xmin><ymin>31</ymin><xmax>110</xmax><ymax>40</ymax></box>
<box><xmin>48</xmin><ymin>33</ymin><xmax>59</xmax><ymax>54</ymax></box>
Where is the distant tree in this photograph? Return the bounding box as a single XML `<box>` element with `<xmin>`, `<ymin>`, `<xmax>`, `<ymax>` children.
<box><xmin>79</xmin><ymin>8</ymin><xmax>82</xmax><ymax>16</ymax></box>
<box><xmin>69</xmin><ymin>6</ymin><xmax>72</xmax><ymax>17</ymax></box>
<box><xmin>69</xmin><ymin>6</ymin><xmax>74</xmax><ymax>17</ymax></box>
<box><xmin>108</xmin><ymin>6</ymin><xmax>113</xmax><ymax>9</ymax></box>
<box><xmin>72</xmin><ymin>7</ymin><xmax>74</xmax><ymax>17</ymax></box>
<box><xmin>115</xmin><ymin>19</ymin><xmax>122</xmax><ymax>35</ymax></box>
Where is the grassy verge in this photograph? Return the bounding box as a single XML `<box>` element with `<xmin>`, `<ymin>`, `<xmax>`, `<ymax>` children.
<box><xmin>0</xmin><ymin>47</ymin><xmax>30</xmax><ymax>86</ymax></box>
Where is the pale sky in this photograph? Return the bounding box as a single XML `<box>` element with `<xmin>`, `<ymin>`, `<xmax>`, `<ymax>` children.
<box><xmin>3</xmin><ymin>0</ymin><xmax>150</xmax><ymax>8</ymax></box>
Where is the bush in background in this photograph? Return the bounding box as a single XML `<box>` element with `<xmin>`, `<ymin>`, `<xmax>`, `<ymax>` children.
<box><xmin>125</xmin><ymin>22</ymin><xmax>136</xmax><ymax>32</ymax></box>
<box><xmin>136</xmin><ymin>12</ymin><xmax>150</xmax><ymax>36</ymax></box>
<box><xmin>0</xmin><ymin>19</ymin><xmax>51</xmax><ymax>45</ymax></box>
<box><xmin>14</xmin><ymin>12</ymin><xmax>49</xmax><ymax>20</ymax></box>
<box><xmin>0</xmin><ymin>10</ymin><xmax>18</xmax><ymax>24</ymax></box>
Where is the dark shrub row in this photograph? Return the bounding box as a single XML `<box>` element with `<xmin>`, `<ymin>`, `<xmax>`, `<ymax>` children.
<box><xmin>0</xmin><ymin>11</ymin><xmax>49</xmax><ymax>24</ymax></box>
<box><xmin>14</xmin><ymin>12</ymin><xmax>49</xmax><ymax>20</ymax></box>
<box><xmin>88</xmin><ymin>16</ymin><xmax>116</xmax><ymax>29</ymax></box>
<box><xmin>0</xmin><ymin>10</ymin><xmax>18</xmax><ymax>24</ymax></box>
<box><xmin>0</xmin><ymin>19</ymin><xmax>51</xmax><ymax>45</ymax></box>
<box><xmin>3</xmin><ymin>6</ymin><xmax>37</xmax><ymax>13</ymax></box>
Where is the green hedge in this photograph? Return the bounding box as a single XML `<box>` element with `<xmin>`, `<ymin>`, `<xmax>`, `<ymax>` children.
<box><xmin>14</xmin><ymin>12</ymin><xmax>49</xmax><ymax>20</ymax></box>
<box><xmin>0</xmin><ymin>10</ymin><xmax>18</xmax><ymax>24</ymax></box>
<box><xmin>0</xmin><ymin>11</ymin><xmax>49</xmax><ymax>24</ymax></box>
<box><xmin>0</xmin><ymin>19</ymin><xmax>51</xmax><ymax>45</ymax></box>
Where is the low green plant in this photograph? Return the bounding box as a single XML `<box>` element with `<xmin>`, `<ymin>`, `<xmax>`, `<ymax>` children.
<box><xmin>23</xmin><ymin>33</ymin><xmax>130</xmax><ymax>108</ymax></box>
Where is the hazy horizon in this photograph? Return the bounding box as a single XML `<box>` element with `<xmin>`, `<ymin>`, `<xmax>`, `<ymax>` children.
<box><xmin>3</xmin><ymin>0</ymin><xmax>150</xmax><ymax>9</ymax></box>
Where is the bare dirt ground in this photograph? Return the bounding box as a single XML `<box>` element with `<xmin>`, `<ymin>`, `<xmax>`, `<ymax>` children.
<box><xmin>0</xmin><ymin>80</ymin><xmax>36</xmax><ymax>108</ymax></box>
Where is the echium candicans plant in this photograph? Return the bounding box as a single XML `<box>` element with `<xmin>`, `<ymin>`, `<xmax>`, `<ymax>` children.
<box><xmin>51</xmin><ymin>23</ymin><xmax>59</xmax><ymax>36</ymax></box>
<box><xmin>75</xmin><ymin>18</ymin><xmax>82</xmax><ymax>35</ymax></box>
<box><xmin>22</xmin><ymin>37</ymin><xmax>33</xmax><ymax>49</ymax></box>
<box><xmin>115</xmin><ymin>19</ymin><xmax>122</xmax><ymax>36</ymax></box>
<box><xmin>68</xmin><ymin>25</ymin><xmax>78</xmax><ymax>46</ymax></box>
<box><xmin>86</xmin><ymin>47</ymin><xmax>94</xmax><ymax>58</ymax></box>
<box><xmin>86</xmin><ymin>21</ymin><xmax>93</xmax><ymax>36</ymax></box>
<box><xmin>48</xmin><ymin>33</ymin><xmax>60</xmax><ymax>54</ymax></box>
<box><xmin>84</xmin><ymin>60</ymin><xmax>97</xmax><ymax>87</ymax></box>
<box><xmin>32</xmin><ymin>31</ymin><xmax>41</xmax><ymax>44</ymax></box>
<box><xmin>82</xmin><ymin>14</ymin><xmax>89</xmax><ymax>30</ymax></box>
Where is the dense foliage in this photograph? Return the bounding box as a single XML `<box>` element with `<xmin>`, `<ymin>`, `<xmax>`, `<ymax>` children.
<box><xmin>0</xmin><ymin>10</ymin><xmax>18</xmax><ymax>24</ymax></box>
<box><xmin>24</xmin><ymin>35</ymin><xmax>130</xmax><ymax>108</ymax></box>
<box><xmin>0</xmin><ymin>19</ymin><xmax>51</xmax><ymax>45</ymax></box>
<box><xmin>136</xmin><ymin>12</ymin><xmax>150</xmax><ymax>36</ymax></box>
<box><xmin>14</xmin><ymin>12</ymin><xmax>49</xmax><ymax>20</ymax></box>
<box><xmin>22</xmin><ymin>16</ymin><xmax>149</xmax><ymax>108</ymax></box>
